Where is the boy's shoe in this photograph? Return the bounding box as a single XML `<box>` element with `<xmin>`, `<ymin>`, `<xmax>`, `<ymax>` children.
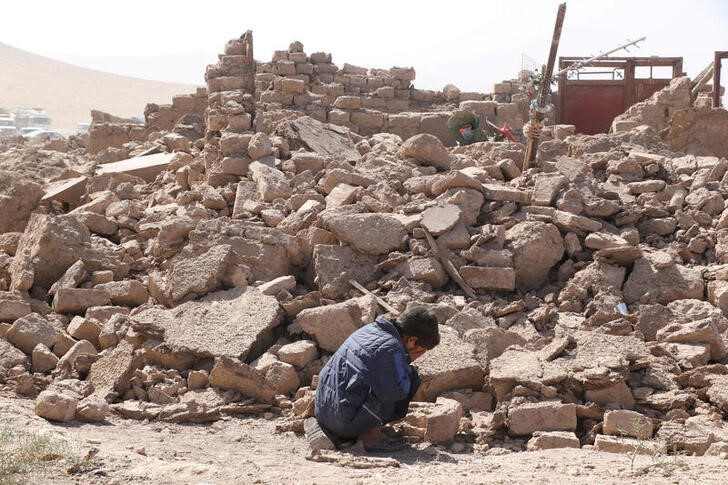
<box><xmin>304</xmin><ymin>417</ymin><xmax>336</xmax><ymax>451</ymax></box>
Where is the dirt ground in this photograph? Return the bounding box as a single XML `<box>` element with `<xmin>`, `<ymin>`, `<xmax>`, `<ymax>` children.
<box><xmin>1</xmin><ymin>392</ymin><xmax>726</xmax><ymax>484</ymax></box>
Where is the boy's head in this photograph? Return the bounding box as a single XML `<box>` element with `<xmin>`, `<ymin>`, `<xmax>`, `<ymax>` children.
<box><xmin>395</xmin><ymin>306</ymin><xmax>440</xmax><ymax>361</ymax></box>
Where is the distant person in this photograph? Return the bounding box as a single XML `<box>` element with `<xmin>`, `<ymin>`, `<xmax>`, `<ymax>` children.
<box><xmin>447</xmin><ymin>109</ymin><xmax>487</xmax><ymax>146</ymax></box>
<box><xmin>306</xmin><ymin>306</ymin><xmax>440</xmax><ymax>452</ymax></box>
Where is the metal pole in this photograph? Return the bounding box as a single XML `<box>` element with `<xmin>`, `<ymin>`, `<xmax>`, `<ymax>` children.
<box><xmin>523</xmin><ymin>2</ymin><xmax>567</xmax><ymax>170</ymax></box>
<box><xmin>556</xmin><ymin>37</ymin><xmax>646</xmax><ymax>77</ymax></box>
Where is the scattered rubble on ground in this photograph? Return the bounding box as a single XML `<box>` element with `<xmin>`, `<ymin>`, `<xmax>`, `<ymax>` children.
<box><xmin>1</xmin><ymin>31</ymin><xmax>728</xmax><ymax>462</ymax></box>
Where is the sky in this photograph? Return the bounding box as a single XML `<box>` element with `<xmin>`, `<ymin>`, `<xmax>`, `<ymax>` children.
<box><xmin>2</xmin><ymin>0</ymin><xmax>727</xmax><ymax>93</ymax></box>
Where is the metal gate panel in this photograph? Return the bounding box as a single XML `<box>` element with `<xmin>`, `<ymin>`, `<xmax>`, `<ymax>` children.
<box><xmin>557</xmin><ymin>56</ymin><xmax>683</xmax><ymax>134</ymax></box>
<box><xmin>561</xmin><ymin>82</ymin><xmax>625</xmax><ymax>135</ymax></box>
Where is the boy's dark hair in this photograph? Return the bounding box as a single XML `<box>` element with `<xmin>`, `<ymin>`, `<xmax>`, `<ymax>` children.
<box><xmin>394</xmin><ymin>306</ymin><xmax>440</xmax><ymax>349</ymax></box>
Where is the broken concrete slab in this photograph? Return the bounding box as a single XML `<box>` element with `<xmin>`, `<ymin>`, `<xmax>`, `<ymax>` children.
<box><xmin>95</xmin><ymin>152</ymin><xmax>178</xmax><ymax>182</ymax></box>
<box><xmin>275</xmin><ymin>116</ymin><xmax>360</xmax><ymax>161</ymax></box>
<box><xmin>40</xmin><ymin>176</ymin><xmax>88</xmax><ymax>210</ymax></box>
<box><xmin>420</xmin><ymin>204</ymin><xmax>462</xmax><ymax>236</ymax></box>
<box><xmin>322</xmin><ymin>213</ymin><xmax>407</xmax><ymax>255</ymax></box>
<box><xmin>132</xmin><ymin>287</ymin><xmax>283</xmax><ymax>368</ymax></box>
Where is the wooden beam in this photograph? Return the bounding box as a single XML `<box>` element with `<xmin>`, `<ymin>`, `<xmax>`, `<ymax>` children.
<box><xmin>714</xmin><ymin>51</ymin><xmax>724</xmax><ymax>108</ymax></box>
<box><xmin>349</xmin><ymin>279</ymin><xmax>399</xmax><ymax>315</ymax></box>
<box><xmin>422</xmin><ymin>228</ymin><xmax>477</xmax><ymax>299</ymax></box>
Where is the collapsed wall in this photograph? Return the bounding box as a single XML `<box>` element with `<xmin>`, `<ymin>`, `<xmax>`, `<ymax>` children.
<box><xmin>3</xmin><ymin>31</ymin><xmax>728</xmax><ymax>457</ymax></box>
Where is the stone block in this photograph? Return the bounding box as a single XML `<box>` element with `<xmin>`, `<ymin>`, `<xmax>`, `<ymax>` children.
<box><xmin>481</xmin><ymin>184</ymin><xmax>531</xmax><ymax>204</ymax></box>
<box><xmin>0</xmin><ymin>291</ymin><xmax>32</xmax><ymax>322</ymax></box>
<box><xmin>402</xmin><ymin>398</ymin><xmax>463</xmax><ymax>444</ymax></box>
<box><xmin>251</xmin><ymin>353</ymin><xmax>300</xmax><ymax>395</ymax></box>
<box><xmin>398</xmin><ymin>134</ymin><xmax>451</xmax><ymax>170</ymax></box>
<box><xmin>35</xmin><ymin>390</ymin><xmax>78</xmax><ymax>422</ymax></box>
<box><xmin>32</xmin><ymin>343</ymin><xmax>59</xmax><ymax>373</ymax></box>
<box><xmin>594</xmin><ymin>435</ymin><xmax>661</xmax><ymax>454</ymax></box>
<box><xmin>322</xmin><ymin>213</ymin><xmax>406</xmax><ymax>255</ymax></box>
<box><xmin>294</xmin><ymin>296</ymin><xmax>377</xmax><ymax>352</ymax></box>
<box><xmin>460</xmin><ymin>266</ymin><xmax>515</xmax><ymax>291</ymax></box>
<box><xmin>603</xmin><ymin>409</ymin><xmax>653</xmax><ymax>439</ymax></box>
<box><xmin>209</xmin><ymin>356</ymin><xmax>276</xmax><ymax>403</ymax></box>
<box><xmin>6</xmin><ymin>313</ymin><xmax>58</xmax><ymax>354</ymax></box>
<box><xmin>397</xmin><ymin>257</ymin><xmax>449</xmax><ymax>288</ymax></box>
<box><xmin>277</xmin><ymin>340</ymin><xmax>318</xmax><ymax>370</ymax></box>
<box><xmin>413</xmin><ymin>327</ymin><xmax>484</xmax><ymax>401</ymax></box>
<box><xmin>52</xmin><ymin>288</ymin><xmax>110</xmax><ymax>314</ymax></box>
<box><xmin>585</xmin><ymin>382</ymin><xmax>635</xmax><ymax>410</ymax></box>
<box><xmin>333</xmin><ymin>96</ymin><xmax>362</xmax><ymax>110</ymax></box>
<box><xmin>66</xmin><ymin>317</ymin><xmax>101</xmax><ymax>347</ymax></box>
<box><xmin>94</xmin><ymin>280</ymin><xmax>148</xmax><ymax>307</ymax></box>
<box><xmin>527</xmin><ymin>431</ymin><xmax>580</xmax><ymax>450</ymax></box>
<box><xmin>508</xmin><ymin>402</ymin><xmax>577</xmax><ymax>436</ymax></box>
<box><xmin>311</xmin><ymin>245</ymin><xmax>378</xmax><ymax>299</ymax></box>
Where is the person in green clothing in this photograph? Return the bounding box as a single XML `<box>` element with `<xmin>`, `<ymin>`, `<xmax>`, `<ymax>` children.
<box><xmin>447</xmin><ymin>109</ymin><xmax>487</xmax><ymax>146</ymax></box>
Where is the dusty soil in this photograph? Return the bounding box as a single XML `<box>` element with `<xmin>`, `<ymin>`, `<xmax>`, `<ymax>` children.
<box><xmin>1</xmin><ymin>392</ymin><xmax>725</xmax><ymax>485</ymax></box>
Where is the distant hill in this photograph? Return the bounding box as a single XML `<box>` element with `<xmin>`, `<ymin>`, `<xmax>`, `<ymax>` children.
<box><xmin>0</xmin><ymin>42</ymin><xmax>199</xmax><ymax>135</ymax></box>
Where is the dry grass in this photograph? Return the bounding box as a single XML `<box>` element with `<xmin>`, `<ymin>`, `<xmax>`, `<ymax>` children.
<box><xmin>0</xmin><ymin>423</ymin><xmax>88</xmax><ymax>484</ymax></box>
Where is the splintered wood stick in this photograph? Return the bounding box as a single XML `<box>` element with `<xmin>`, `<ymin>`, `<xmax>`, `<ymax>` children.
<box><xmin>349</xmin><ymin>279</ymin><xmax>399</xmax><ymax>315</ymax></box>
<box><xmin>422</xmin><ymin>227</ymin><xmax>477</xmax><ymax>299</ymax></box>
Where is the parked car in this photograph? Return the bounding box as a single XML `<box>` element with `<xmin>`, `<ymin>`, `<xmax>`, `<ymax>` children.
<box><xmin>19</xmin><ymin>126</ymin><xmax>45</xmax><ymax>136</ymax></box>
<box><xmin>0</xmin><ymin>126</ymin><xmax>19</xmax><ymax>139</ymax></box>
<box><xmin>24</xmin><ymin>129</ymin><xmax>65</xmax><ymax>141</ymax></box>
<box><xmin>76</xmin><ymin>122</ymin><xmax>90</xmax><ymax>134</ymax></box>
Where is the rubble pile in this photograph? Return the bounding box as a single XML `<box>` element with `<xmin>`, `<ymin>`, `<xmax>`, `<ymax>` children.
<box><xmin>1</xmin><ymin>33</ymin><xmax>728</xmax><ymax>458</ymax></box>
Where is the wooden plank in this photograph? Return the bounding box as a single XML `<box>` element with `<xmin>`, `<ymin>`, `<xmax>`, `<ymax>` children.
<box><xmin>422</xmin><ymin>228</ymin><xmax>477</xmax><ymax>299</ymax></box>
<box><xmin>348</xmin><ymin>279</ymin><xmax>399</xmax><ymax>315</ymax></box>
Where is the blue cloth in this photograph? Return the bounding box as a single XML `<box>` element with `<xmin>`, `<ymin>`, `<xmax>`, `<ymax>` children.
<box><xmin>314</xmin><ymin>316</ymin><xmax>417</xmax><ymax>439</ymax></box>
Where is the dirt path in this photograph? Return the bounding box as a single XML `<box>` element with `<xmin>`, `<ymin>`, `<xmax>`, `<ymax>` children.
<box><xmin>1</xmin><ymin>392</ymin><xmax>726</xmax><ymax>485</ymax></box>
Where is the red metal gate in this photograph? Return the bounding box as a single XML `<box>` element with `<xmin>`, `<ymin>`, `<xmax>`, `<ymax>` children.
<box><xmin>557</xmin><ymin>57</ymin><xmax>683</xmax><ymax>134</ymax></box>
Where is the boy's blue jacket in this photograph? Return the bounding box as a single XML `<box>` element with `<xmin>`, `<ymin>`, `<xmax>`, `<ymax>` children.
<box><xmin>314</xmin><ymin>316</ymin><xmax>417</xmax><ymax>439</ymax></box>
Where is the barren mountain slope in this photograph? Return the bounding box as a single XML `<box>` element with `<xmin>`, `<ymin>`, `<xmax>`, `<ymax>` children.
<box><xmin>0</xmin><ymin>42</ymin><xmax>198</xmax><ymax>135</ymax></box>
